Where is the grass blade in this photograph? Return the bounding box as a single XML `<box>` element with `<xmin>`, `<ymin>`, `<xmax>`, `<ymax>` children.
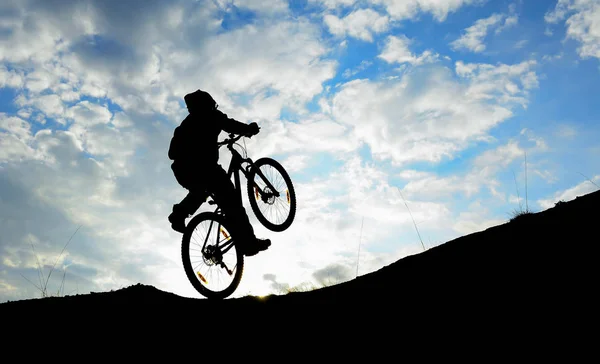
<box><xmin>578</xmin><ymin>172</ymin><xmax>599</xmax><ymax>189</ymax></box>
<box><xmin>396</xmin><ymin>187</ymin><xmax>425</xmax><ymax>251</ymax></box>
<box><xmin>43</xmin><ymin>225</ymin><xmax>81</xmax><ymax>292</ymax></box>
<box><xmin>356</xmin><ymin>216</ymin><xmax>364</xmax><ymax>278</ymax></box>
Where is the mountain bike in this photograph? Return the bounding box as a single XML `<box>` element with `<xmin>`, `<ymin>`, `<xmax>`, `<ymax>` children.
<box><xmin>181</xmin><ymin>132</ymin><xmax>297</xmax><ymax>299</ymax></box>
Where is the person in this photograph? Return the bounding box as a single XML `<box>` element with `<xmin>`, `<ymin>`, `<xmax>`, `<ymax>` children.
<box><xmin>167</xmin><ymin>89</ymin><xmax>271</xmax><ymax>257</ymax></box>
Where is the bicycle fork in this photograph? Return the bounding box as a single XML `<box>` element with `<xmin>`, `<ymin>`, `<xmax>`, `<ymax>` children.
<box><xmin>248</xmin><ymin>165</ymin><xmax>281</xmax><ymax>201</ymax></box>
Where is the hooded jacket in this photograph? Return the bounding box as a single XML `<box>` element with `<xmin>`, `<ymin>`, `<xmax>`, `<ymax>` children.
<box><xmin>168</xmin><ymin>109</ymin><xmax>254</xmax><ymax>167</ymax></box>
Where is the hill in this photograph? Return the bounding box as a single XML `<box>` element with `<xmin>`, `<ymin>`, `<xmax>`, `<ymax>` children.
<box><xmin>2</xmin><ymin>190</ymin><xmax>598</xmax><ymax>328</ymax></box>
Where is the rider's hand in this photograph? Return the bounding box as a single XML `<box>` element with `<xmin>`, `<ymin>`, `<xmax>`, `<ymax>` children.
<box><xmin>246</xmin><ymin>122</ymin><xmax>260</xmax><ymax>137</ymax></box>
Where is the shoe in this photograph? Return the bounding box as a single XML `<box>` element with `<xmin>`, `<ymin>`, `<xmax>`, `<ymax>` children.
<box><xmin>241</xmin><ymin>238</ymin><xmax>271</xmax><ymax>257</ymax></box>
<box><xmin>168</xmin><ymin>211</ymin><xmax>187</xmax><ymax>233</ymax></box>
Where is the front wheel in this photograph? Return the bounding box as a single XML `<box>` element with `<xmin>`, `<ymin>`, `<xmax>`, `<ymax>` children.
<box><xmin>247</xmin><ymin>157</ymin><xmax>297</xmax><ymax>232</ymax></box>
<box><xmin>181</xmin><ymin>212</ymin><xmax>244</xmax><ymax>299</ymax></box>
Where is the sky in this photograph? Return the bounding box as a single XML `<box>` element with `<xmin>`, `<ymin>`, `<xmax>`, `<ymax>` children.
<box><xmin>1</xmin><ymin>0</ymin><xmax>599</xmax><ymax>302</ymax></box>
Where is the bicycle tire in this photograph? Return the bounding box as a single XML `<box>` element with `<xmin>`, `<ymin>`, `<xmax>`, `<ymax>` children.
<box><xmin>181</xmin><ymin>212</ymin><xmax>244</xmax><ymax>299</ymax></box>
<box><xmin>246</xmin><ymin>157</ymin><xmax>297</xmax><ymax>232</ymax></box>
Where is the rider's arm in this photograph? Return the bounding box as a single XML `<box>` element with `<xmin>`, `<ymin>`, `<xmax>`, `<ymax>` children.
<box><xmin>216</xmin><ymin>110</ymin><xmax>253</xmax><ymax>135</ymax></box>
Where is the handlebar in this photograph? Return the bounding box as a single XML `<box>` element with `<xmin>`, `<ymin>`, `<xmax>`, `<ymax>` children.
<box><xmin>217</xmin><ymin>133</ymin><xmax>245</xmax><ymax>148</ymax></box>
<box><xmin>218</xmin><ymin>123</ymin><xmax>261</xmax><ymax>148</ymax></box>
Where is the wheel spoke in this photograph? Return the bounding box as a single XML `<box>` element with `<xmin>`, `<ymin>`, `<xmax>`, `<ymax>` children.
<box><xmin>250</xmin><ymin>161</ymin><xmax>295</xmax><ymax>227</ymax></box>
<box><xmin>247</xmin><ymin>158</ymin><xmax>295</xmax><ymax>234</ymax></box>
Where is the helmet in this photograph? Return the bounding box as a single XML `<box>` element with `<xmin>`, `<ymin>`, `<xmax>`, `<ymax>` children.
<box><xmin>184</xmin><ymin>89</ymin><xmax>217</xmax><ymax>111</ymax></box>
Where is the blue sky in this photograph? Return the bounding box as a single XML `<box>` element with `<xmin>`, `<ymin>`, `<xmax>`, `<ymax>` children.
<box><xmin>1</xmin><ymin>0</ymin><xmax>599</xmax><ymax>301</ymax></box>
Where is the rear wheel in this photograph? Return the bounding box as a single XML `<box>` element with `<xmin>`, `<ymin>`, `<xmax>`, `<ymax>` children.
<box><xmin>247</xmin><ymin>157</ymin><xmax>296</xmax><ymax>232</ymax></box>
<box><xmin>181</xmin><ymin>212</ymin><xmax>244</xmax><ymax>299</ymax></box>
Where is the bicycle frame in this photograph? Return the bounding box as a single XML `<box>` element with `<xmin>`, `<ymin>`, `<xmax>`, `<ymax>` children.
<box><xmin>201</xmin><ymin>134</ymin><xmax>280</xmax><ymax>258</ymax></box>
<box><xmin>222</xmin><ymin>135</ymin><xmax>280</xmax><ymax>207</ymax></box>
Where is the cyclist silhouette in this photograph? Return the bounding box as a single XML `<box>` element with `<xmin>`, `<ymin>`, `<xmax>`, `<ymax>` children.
<box><xmin>168</xmin><ymin>89</ymin><xmax>271</xmax><ymax>257</ymax></box>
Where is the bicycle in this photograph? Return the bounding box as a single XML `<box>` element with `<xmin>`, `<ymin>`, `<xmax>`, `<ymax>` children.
<box><xmin>180</xmin><ymin>132</ymin><xmax>297</xmax><ymax>299</ymax></box>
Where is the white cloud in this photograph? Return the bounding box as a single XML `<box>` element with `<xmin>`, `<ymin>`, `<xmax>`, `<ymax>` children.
<box><xmin>545</xmin><ymin>0</ymin><xmax>571</xmax><ymax>24</ymax></box>
<box><xmin>564</xmin><ymin>3</ymin><xmax>600</xmax><ymax>60</ymax></box>
<box><xmin>514</xmin><ymin>39</ymin><xmax>528</xmax><ymax>49</ymax></box>
<box><xmin>370</xmin><ymin>0</ymin><xmax>480</xmax><ymax>21</ymax></box>
<box><xmin>281</xmin><ymin>154</ymin><xmax>310</xmax><ymax>173</ymax></box>
<box><xmin>398</xmin><ymin>169</ymin><xmax>433</xmax><ymax>180</ymax></box>
<box><xmin>545</xmin><ymin>0</ymin><xmax>600</xmax><ymax>61</ymax></box>
<box><xmin>342</xmin><ymin>60</ymin><xmax>373</xmax><ymax>78</ymax></box>
<box><xmin>398</xmin><ymin>139</ymin><xmax>530</xmax><ymax>202</ymax></box>
<box><xmin>175</xmin><ymin>20</ymin><xmax>338</xmax><ymax>111</ymax></box>
<box><xmin>521</xmin><ymin>71</ymin><xmax>539</xmax><ymax>90</ymax></box>
<box><xmin>473</xmin><ymin>140</ymin><xmax>524</xmax><ymax>169</ymax></box>
<box><xmin>0</xmin><ymin>280</ymin><xmax>17</xmax><ymax>293</ymax></box>
<box><xmin>229</xmin><ymin>152</ymin><xmax>456</xmax><ymax>295</ymax></box>
<box><xmin>66</xmin><ymin>101</ymin><xmax>112</xmax><ymax>127</ymax></box>
<box><xmin>452</xmin><ymin>208</ymin><xmax>505</xmax><ymax>235</ymax></box>
<box><xmin>0</xmin><ymin>66</ymin><xmax>24</xmax><ymax>89</ymax></box>
<box><xmin>24</xmin><ymin>70</ymin><xmax>56</xmax><ymax>93</ymax></box>
<box><xmin>519</xmin><ymin>127</ymin><xmax>548</xmax><ymax>151</ymax></box>
<box><xmin>0</xmin><ymin>114</ymin><xmax>32</xmax><ymax>141</ymax></box>
<box><xmin>230</xmin><ymin>0</ymin><xmax>289</xmax><ymax>14</ymax></box>
<box><xmin>455</xmin><ymin>60</ymin><xmax>538</xmax><ymax>106</ymax></box>
<box><xmin>451</xmin><ymin>13</ymin><xmax>505</xmax><ymax>53</ymax></box>
<box><xmin>111</xmin><ymin>112</ymin><xmax>135</xmax><ymax>128</ymax></box>
<box><xmin>69</xmin><ymin>123</ymin><xmax>140</xmax><ymax>175</ymax></box>
<box><xmin>542</xmin><ymin>52</ymin><xmax>565</xmax><ymax>62</ymax></box>
<box><xmin>533</xmin><ymin>169</ymin><xmax>559</xmax><ymax>184</ymax></box>
<box><xmin>0</xmin><ymin>130</ymin><xmax>36</xmax><ymax>163</ymax></box>
<box><xmin>537</xmin><ymin>176</ymin><xmax>600</xmax><ymax>209</ymax></box>
<box><xmin>18</xmin><ymin>94</ymin><xmax>66</xmax><ymax>122</ymax></box>
<box><xmin>398</xmin><ymin>132</ymin><xmax>554</xmax><ymax>231</ymax></box>
<box><xmin>4</xmin><ymin>1</ymin><xmax>333</xmax><ymax>124</ymax></box>
<box><xmin>401</xmin><ymin>173</ymin><xmax>483</xmax><ymax>199</ymax></box>
<box><xmin>243</xmin><ymin>112</ymin><xmax>357</xmax><ymax>161</ymax></box>
<box><xmin>326</xmin><ymin>60</ymin><xmax>537</xmax><ymax>166</ymax></box>
<box><xmin>300</xmin><ymin>155</ymin><xmax>452</xmax><ymax>235</ymax></box>
<box><xmin>0</xmin><ymin>0</ymin><xmax>98</xmax><ymax>64</ymax></box>
<box><xmin>309</xmin><ymin>0</ymin><xmax>357</xmax><ymax>8</ymax></box>
<box><xmin>324</xmin><ymin>8</ymin><xmax>389</xmax><ymax>42</ymax></box>
<box><xmin>378</xmin><ymin>35</ymin><xmax>438</xmax><ymax>65</ymax></box>
<box><xmin>495</xmin><ymin>14</ymin><xmax>518</xmax><ymax>34</ymax></box>
<box><xmin>554</xmin><ymin>124</ymin><xmax>578</xmax><ymax>139</ymax></box>
<box><xmin>19</xmin><ymin>62</ymin><xmax>82</xmax><ymax>101</ymax></box>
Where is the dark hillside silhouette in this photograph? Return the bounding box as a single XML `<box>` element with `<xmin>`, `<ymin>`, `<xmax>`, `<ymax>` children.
<box><xmin>2</xmin><ymin>190</ymin><xmax>598</xmax><ymax>329</ymax></box>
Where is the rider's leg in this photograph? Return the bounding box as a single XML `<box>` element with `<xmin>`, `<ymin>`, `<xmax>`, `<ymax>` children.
<box><xmin>169</xmin><ymin>161</ymin><xmax>208</xmax><ymax>233</ymax></box>
<box><xmin>206</xmin><ymin>165</ymin><xmax>270</xmax><ymax>256</ymax></box>
<box><xmin>172</xmin><ymin>190</ymin><xmax>205</xmax><ymax>215</ymax></box>
<box><xmin>206</xmin><ymin>165</ymin><xmax>255</xmax><ymax>238</ymax></box>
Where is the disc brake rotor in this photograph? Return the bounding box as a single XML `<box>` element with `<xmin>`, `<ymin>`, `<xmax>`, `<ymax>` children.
<box><xmin>203</xmin><ymin>245</ymin><xmax>222</xmax><ymax>266</ymax></box>
<box><xmin>262</xmin><ymin>187</ymin><xmax>276</xmax><ymax>204</ymax></box>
